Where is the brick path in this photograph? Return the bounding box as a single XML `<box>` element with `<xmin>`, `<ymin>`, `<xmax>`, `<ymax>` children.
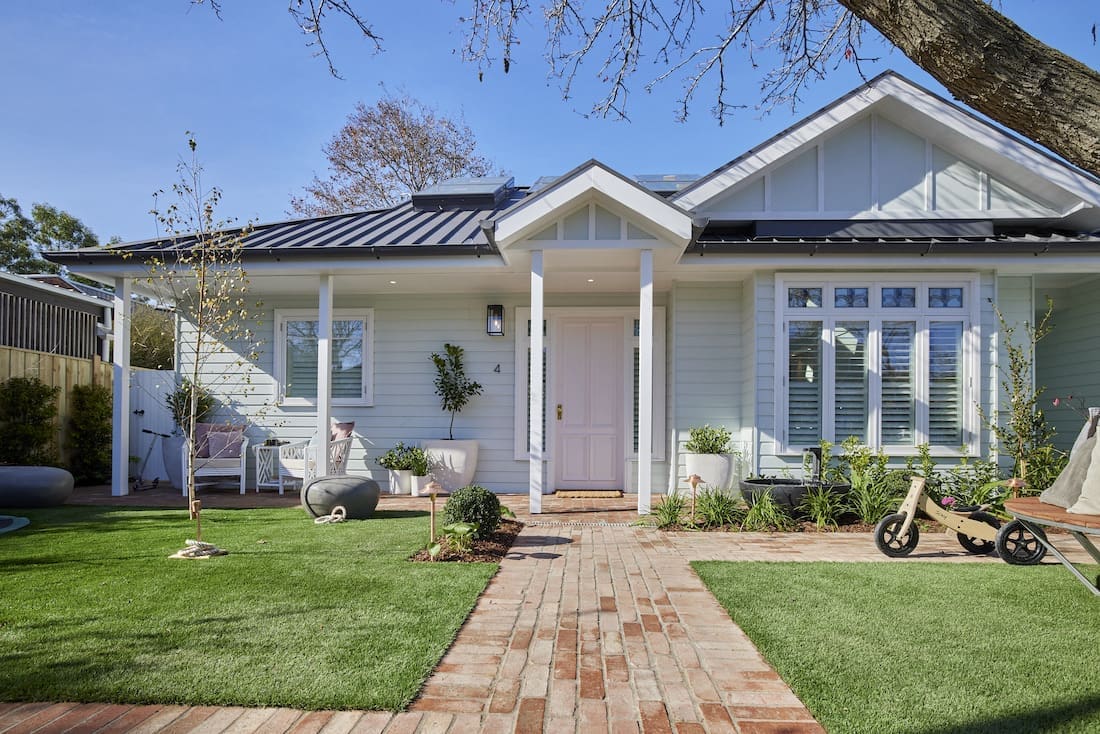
<box><xmin>8</xmin><ymin>490</ymin><xmax>1088</xmax><ymax>732</ymax></box>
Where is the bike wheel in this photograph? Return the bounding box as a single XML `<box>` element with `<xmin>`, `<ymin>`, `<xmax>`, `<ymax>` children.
<box><xmin>996</xmin><ymin>520</ymin><xmax>1048</xmax><ymax>566</ymax></box>
<box><xmin>957</xmin><ymin>511</ymin><xmax>1001</xmax><ymax>554</ymax></box>
<box><xmin>875</xmin><ymin>513</ymin><xmax>920</xmax><ymax>557</ymax></box>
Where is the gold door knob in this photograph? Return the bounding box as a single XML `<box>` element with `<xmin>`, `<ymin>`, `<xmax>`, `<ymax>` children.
<box><xmin>556</xmin><ymin>404</ymin><xmax>563</xmax><ymax>420</ymax></box>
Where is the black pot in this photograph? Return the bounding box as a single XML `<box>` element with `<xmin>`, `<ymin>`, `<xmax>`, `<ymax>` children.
<box><xmin>738</xmin><ymin>478</ymin><xmax>851</xmax><ymax>514</ymax></box>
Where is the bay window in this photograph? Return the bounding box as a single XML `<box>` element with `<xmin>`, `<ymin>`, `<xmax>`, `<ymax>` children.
<box><xmin>777</xmin><ymin>277</ymin><xmax>978</xmax><ymax>454</ymax></box>
<box><xmin>275</xmin><ymin>309</ymin><xmax>374</xmax><ymax>406</ymax></box>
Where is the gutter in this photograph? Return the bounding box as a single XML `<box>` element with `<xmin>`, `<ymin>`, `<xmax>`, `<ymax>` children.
<box><xmin>687</xmin><ymin>239</ymin><xmax>1100</xmax><ymax>257</ymax></box>
<box><xmin>44</xmin><ymin>243</ymin><xmax>502</xmax><ymax>267</ymax></box>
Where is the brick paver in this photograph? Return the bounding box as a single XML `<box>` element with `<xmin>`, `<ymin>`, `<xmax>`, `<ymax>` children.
<box><xmin>11</xmin><ymin>490</ymin><xmax>1086</xmax><ymax>732</ymax></box>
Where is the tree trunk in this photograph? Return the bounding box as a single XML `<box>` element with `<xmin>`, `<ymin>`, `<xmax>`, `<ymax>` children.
<box><xmin>840</xmin><ymin>0</ymin><xmax>1100</xmax><ymax>176</ymax></box>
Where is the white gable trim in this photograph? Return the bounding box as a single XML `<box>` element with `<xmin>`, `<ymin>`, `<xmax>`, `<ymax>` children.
<box><xmin>673</xmin><ymin>72</ymin><xmax>1100</xmax><ymax>212</ymax></box>
<box><xmin>493</xmin><ymin>162</ymin><xmax>693</xmax><ymax>251</ymax></box>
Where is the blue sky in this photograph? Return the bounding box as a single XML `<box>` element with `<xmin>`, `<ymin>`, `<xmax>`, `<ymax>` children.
<box><xmin>2</xmin><ymin>1</ymin><xmax>1096</xmax><ymax>242</ymax></box>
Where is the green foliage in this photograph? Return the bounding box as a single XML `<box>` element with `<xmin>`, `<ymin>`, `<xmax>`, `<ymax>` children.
<box><xmin>846</xmin><ymin>469</ymin><xmax>905</xmax><ymax>525</ymax></box>
<box><xmin>68</xmin><ymin>384</ymin><xmax>112</xmax><ymax>485</ymax></box>
<box><xmin>376</xmin><ymin>442</ymin><xmax>427</xmax><ymax>472</ymax></box>
<box><xmin>938</xmin><ymin>452</ymin><xmax>1005</xmax><ymax>507</ymax></box>
<box><xmin>1020</xmin><ymin>444</ymin><xmax>1069</xmax><ymax>495</ymax></box>
<box><xmin>838</xmin><ymin>436</ymin><xmax>889</xmax><ymax>494</ymax></box>
<box><xmin>0</xmin><ymin>196</ymin><xmax>98</xmax><ymax>274</ymax></box>
<box><xmin>0</xmin><ymin>377</ymin><xmax>61</xmax><ymax>465</ymax></box>
<box><xmin>684</xmin><ymin>425</ymin><xmax>733</xmax><ymax>454</ymax></box>
<box><xmin>500</xmin><ymin>504</ymin><xmax>516</xmax><ymax>519</ymax></box>
<box><xmin>430</xmin><ymin>343</ymin><xmax>482</xmax><ymax>440</ymax></box>
<box><xmin>441</xmin><ymin>485</ymin><xmax>500</xmax><ymax>537</ymax></box>
<box><xmin>650</xmin><ymin>492</ymin><xmax>687</xmax><ymax>528</ymax></box>
<box><xmin>741</xmin><ymin>490</ymin><xmax>795</xmax><ymax>531</ymax></box>
<box><xmin>130</xmin><ymin>302</ymin><xmax>175</xmax><ymax>370</ymax></box>
<box><xmin>165</xmin><ymin>378</ymin><xmax>215</xmax><ymax>436</ymax></box>
<box><xmin>429</xmin><ymin>522</ymin><xmax>479</xmax><ymax>558</ymax></box>
<box><xmin>694</xmin><ymin>488</ymin><xmax>745</xmax><ymax>528</ymax></box>
<box><xmin>799</xmin><ymin>485</ymin><xmax>845</xmax><ymax>530</ymax></box>
<box><xmin>978</xmin><ymin>298</ymin><xmax>1058</xmax><ymax>479</ymax></box>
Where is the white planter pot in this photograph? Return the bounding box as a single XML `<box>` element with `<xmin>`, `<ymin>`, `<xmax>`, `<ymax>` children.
<box><xmin>683</xmin><ymin>453</ymin><xmax>734</xmax><ymax>492</ymax></box>
<box><xmin>410</xmin><ymin>475</ymin><xmax>431</xmax><ymax>496</ymax></box>
<box><xmin>388</xmin><ymin>469</ymin><xmax>413</xmax><ymax>495</ymax></box>
<box><xmin>423</xmin><ymin>439</ymin><xmax>479</xmax><ymax>491</ymax></box>
<box><xmin>162</xmin><ymin>433</ymin><xmax>185</xmax><ymax>490</ymax></box>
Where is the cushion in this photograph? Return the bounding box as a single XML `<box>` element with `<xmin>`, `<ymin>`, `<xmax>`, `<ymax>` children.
<box><xmin>1041</xmin><ymin>435</ymin><xmax>1095</xmax><ymax>508</ymax></box>
<box><xmin>1069</xmin><ymin>433</ymin><xmax>1100</xmax><ymax>516</ymax></box>
<box><xmin>193</xmin><ymin>422</ymin><xmax>215</xmax><ymax>458</ymax></box>
<box><xmin>207</xmin><ymin>430</ymin><xmax>244</xmax><ymax>459</ymax></box>
<box><xmin>331</xmin><ymin>421</ymin><xmax>355</xmax><ymax>441</ymax></box>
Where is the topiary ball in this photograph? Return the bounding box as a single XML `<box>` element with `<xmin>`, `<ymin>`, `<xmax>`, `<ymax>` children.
<box><xmin>441</xmin><ymin>485</ymin><xmax>501</xmax><ymax>538</ymax></box>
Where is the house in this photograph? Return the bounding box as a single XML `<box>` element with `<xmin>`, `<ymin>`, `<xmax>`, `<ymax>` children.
<box><xmin>0</xmin><ymin>271</ymin><xmax>113</xmax><ymax>361</ymax></box>
<box><xmin>47</xmin><ymin>71</ymin><xmax>1100</xmax><ymax>513</ymax></box>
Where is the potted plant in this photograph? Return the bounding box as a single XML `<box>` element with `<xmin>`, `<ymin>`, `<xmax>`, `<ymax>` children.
<box><xmin>163</xmin><ymin>378</ymin><xmax>215</xmax><ymax>490</ymax></box>
<box><xmin>683</xmin><ymin>425</ymin><xmax>739</xmax><ymax>493</ymax></box>
<box><xmin>409</xmin><ymin>447</ymin><xmax>432</xmax><ymax>496</ymax></box>
<box><xmin>423</xmin><ymin>343</ymin><xmax>483</xmax><ymax>490</ymax></box>
<box><xmin>377</xmin><ymin>442</ymin><xmax>419</xmax><ymax>495</ymax></box>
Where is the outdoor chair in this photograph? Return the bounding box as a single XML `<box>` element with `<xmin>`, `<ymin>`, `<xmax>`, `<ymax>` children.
<box><xmin>274</xmin><ymin>421</ymin><xmax>355</xmax><ymax>493</ymax></box>
<box><xmin>182</xmin><ymin>423</ymin><xmax>249</xmax><ymax>495</ymax></box>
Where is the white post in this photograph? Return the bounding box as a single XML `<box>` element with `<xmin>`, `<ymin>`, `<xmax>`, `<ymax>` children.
<box><xmin>111</xmin><ymin>278</ymin><xmax>132</xmax><ymax>496</ymax></box>
<box><xmin>316</xmin><ymin>274</ymin><xmax>333</xmax><ymax>477</ymax></box>
<box><xmin>638</xmin><ymin>249</ymin><xmax>654</xmax><ymax>514</ymax></box>
<box><xmin>529</xmin><ymin>250</ymin><xmax>544</xmax><ymax>514</ymax></box>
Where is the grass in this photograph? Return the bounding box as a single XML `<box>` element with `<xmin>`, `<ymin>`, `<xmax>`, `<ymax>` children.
<box><xmin>0</xmin><ymin>506</ymin><xmax>498</xmax><ymax>711</ymax></box>
<box><xmin>693</xmin><ymin>561</ymin><xmax>1100</xmax><ymax>734</ymax></box>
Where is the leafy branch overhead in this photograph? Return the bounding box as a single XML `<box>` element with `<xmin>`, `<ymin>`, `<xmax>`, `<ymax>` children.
<box><xmin>198</xmin><ymin>0</ymin><xmax>1100</xmax><ymax>177</ymax></box>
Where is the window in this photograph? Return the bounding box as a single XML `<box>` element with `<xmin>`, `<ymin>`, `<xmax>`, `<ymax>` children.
<box><xmin>776</xmin><ymin>277</ymin><xmax>977</xmax><ymax>454</ymax></box>
<box><xmin>275</xmin><ymin>310</ymin><xmax>373</xmax><ymax>405</ymax></box>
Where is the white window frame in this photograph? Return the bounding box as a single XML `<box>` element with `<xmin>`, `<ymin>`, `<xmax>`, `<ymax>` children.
<box><xmin>274</xmin><ymin>309</ymin><xmax>374</xmax><ymax>407</ymax></box>
<box><xmin>774</xmin><ymin>274</ymin><xmax>980</xmax><ymax>456</ymax></box>
<box><xmin>513</xmin><ymin>306</ymin><xmax>666</xmax><ymax>462</ymax></box>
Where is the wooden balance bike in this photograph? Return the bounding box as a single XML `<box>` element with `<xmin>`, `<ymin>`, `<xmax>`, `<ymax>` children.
<box><xmin>874</xmin><ymin>476</ymin><xmax>1047</xmax><ymax>565</ymax></box>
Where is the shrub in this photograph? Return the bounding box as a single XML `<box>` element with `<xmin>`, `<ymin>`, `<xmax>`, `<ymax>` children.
<box><xmin>684</xmin><ymin>425</ymin><xmax>733</xmax><ymax>454</ymax></box>
<box><xmin>694</xmin><ymin>488</ymin><xmax>745</xmax><ymax>528</ymax></box>
<box><xmin>376</xmin><ymin>442</ymin><xmax>426</xmax><ymax>472</ymax></box>
<box><xmin>69</xmin><ymin>384</ymin><xmax>113</xmax><ymax>485</ymax></box>
<box><xmin>650</xmin><ymin>492</ymin><xmax>688</xmax><ymax>528</ymax></box>
<box><xmin>846</xmin><ymin>470</ymin><xmax>906</xmax><ymax>525</ymax></box>
<box><xmin>741</xmin><ymin>490</ymin><xmax>796</xmax><ymax>532</ymax></box>
<box><xmin>0</xmin><ymin>377</ymin><xmax>61</xmax><ymax>465</ymax></box>
<box><xmin>800</xmin><ymin>485</ymin><xmax>845</xmax><ymax>530</ymax></box>
<box><xmin>442</xmin><ymin>485</ymin><xmax>500</xmax><ymax>538</ymax></box>
<box><xmin>431</xmin><ymin>343</ymin><xmax>483</xmax><ymax>440</ymax></box>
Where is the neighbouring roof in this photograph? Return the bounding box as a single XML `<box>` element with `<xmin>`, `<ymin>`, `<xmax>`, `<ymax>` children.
<box><xmin>0</xmin><ymin>270</ymin><xmax>114</xmax><ymax>310</ymax></box>
<box><xmin>26</xmin><ymin>274</ymin><xmax>113</xmax><ymax>301</ymax></box>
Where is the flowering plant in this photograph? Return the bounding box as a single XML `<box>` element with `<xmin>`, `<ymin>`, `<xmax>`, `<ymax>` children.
<box><xmin>1052</xmin><ymin>395</ymin><xmax>1090</xmax><ymax>419</ymax></box>
<box><xmin>940</xmin><ymin>496</ymin><xmax>957</xmax><ymax>508</ymax></box>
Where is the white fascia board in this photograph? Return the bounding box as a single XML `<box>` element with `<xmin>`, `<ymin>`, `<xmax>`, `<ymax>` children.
<box><xmin>672</xmin><ymin>87</ymin><xmax>887</xmax><ymax>210</ymax></box>
<box><xmin>494</xmin><ymin>165</ymin><xmax>693</xmax><ymax>248</ymax></box>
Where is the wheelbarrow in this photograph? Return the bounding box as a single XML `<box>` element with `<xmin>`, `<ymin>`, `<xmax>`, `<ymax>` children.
<box><xmin>874</xmin><ymin>476</ymin><xmax>1047</xmax><ymax>565</ymax></box>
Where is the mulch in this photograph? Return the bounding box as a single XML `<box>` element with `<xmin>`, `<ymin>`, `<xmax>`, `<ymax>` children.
<box><xmin>409</xmin><ymin>519</ymin><xmax>524</xmax><ymax>563</ymax></box>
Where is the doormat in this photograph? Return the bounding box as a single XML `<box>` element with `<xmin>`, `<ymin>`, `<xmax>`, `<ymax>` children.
<box><xmin>554</xmin><ymin>490</ymin><xmax>624</xmax><ymax>499</ymax></box>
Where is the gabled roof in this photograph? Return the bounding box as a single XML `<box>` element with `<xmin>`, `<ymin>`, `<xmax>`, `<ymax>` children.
<box><xmin>490</xmin><ymin>159</ymin><xmax>695</xmax><ymax>250</ymax></box>
<box><xmin>673</xmin><ymin>71</ymin><xmax>1100</xmax><ymax>212</ymax></box>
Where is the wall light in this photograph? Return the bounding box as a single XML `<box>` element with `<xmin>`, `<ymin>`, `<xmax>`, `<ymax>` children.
<box><xmin>486</xmin><ymin>304</ymin><xmax>505</xmax><ymax>336</ymax></box>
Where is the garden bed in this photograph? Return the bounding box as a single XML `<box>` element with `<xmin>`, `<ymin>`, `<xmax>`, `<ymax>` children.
<box><xmin>410</xmin><ymin>518</ymin><xmax>524</xmax><ymax>562</ymax></box>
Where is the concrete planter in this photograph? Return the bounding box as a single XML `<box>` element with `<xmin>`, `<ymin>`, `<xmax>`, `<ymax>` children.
<box><xmin>684</xmin><ymin>453</ymin><xmax>735</xmax><ymax>492</ymax></box>
<box><xmin>410</xmin><ymin>475</ymin><xmax>432</xmax><ymax>496</ymax></box>
<box><xmin>423</xmin><ymin>439</ymin><xmax>479</xmax><ymax>491</ymax></box>
<box><xmin>388</xmin><ymin>469</ymin><xmax>413</xmax><ymax>495</ymax></box>
<box><xmin>302</xmin><ymin>475</ymin><xmax>381</xmax><ymax>520</ymax></box>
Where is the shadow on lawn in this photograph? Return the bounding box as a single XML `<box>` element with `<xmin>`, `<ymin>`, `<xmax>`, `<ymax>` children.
<box><xmin>914</xmin><ymin>694</ymin><xmax>1100</xmax><ymax>734</ymax></box>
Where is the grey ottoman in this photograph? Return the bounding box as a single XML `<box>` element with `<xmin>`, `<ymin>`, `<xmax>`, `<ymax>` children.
<box><xmin>302</xmin><ymin>475</ymin><xmax>381</xmax><ymax>520</ymax></box>
<box><xmin>0</xmin><ymin>466</ymin><xmax>74</xmax><ymax>508</ymax></box>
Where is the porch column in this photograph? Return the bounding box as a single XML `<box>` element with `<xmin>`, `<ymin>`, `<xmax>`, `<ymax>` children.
<box><xmin>638</xmin><ymin>249</ymin><xmax>654</xmax><ymax>514</ymax></box>
<box><xmin>316</xmin><ymin>274</ymin><xmax>333</xmax><ymax>477</ymax></box>
<box><xmin>529</xmin><ymin>250</ymin><xmax>544</xmax><ymax>514</ymax></box>
<box><xmin>111</xmin><ymin>277</ymin><xmax>131</xmax><ymax>496</ymax></box>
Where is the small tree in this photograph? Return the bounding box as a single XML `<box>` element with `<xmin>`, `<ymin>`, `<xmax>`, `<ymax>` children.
<box><xmin>138</xmin><ymin>135</ymin><xmax>264</xmax><ymax>548</ymax></box>
<box><xmin>69</xmin><ymin>384</ymin><xmax>112</xmax><ymax>485</ymax></box>
<box><xmin>0</xmin><ymin>377</ymin><xmax>61</xmax><ymax>466</ymax></box>
<box><xmin>431</xmin><ymin>343</ymin><xmax>482</xmax><ymax>440</ymax></box>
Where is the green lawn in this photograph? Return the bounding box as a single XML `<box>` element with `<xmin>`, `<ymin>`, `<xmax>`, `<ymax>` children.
<box><xmin>0</xmin><ymin>506</ymin><xmax>498</xmax><ymax>711</ymax></box>
<box><xmin>693</xmin><ymin>561</ymin><xmax>1100</xmax><ymax>734</ymax></box>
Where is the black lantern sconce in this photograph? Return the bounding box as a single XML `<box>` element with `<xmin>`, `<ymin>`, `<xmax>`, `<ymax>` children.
<box><xmin>486</xmin><ymin>304</ymin><xmax>505</xmax><ymax>336</ymax></box>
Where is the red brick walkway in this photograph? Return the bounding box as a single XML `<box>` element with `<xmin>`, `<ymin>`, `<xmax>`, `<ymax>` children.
<box><xmin>9</xmin><ymin>490</ymin><xmax>1084</xmax><ymax>732</ymax></box>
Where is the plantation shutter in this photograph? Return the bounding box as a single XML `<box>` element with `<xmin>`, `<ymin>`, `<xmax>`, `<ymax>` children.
<box><xmin>285</xmin><ymin>318</ymin><xmax>364</xmax><ymax>400</ymax></box>
<box><xmin>834</xmin><ymin>322</ymin><xmax>868</xmax><ymax>442</ymax></box>
<box><xmin>286</xmin><ymin>320</ymin><xmax>319</xmax><ymax>398</ymax></box>
<box><xmin>928</xmin><ymin>321</ymin><xmax>964</xmax><ymax>445</ymax></box>
<box><xmin>787</xmin><ymin>321</ymin><xmax>822</xmax><ymax>446</ymax></box>
<box><xmin>881</xmin><ymin>321</ymin><xmax>916</xmax><ymax>445</ymax></box>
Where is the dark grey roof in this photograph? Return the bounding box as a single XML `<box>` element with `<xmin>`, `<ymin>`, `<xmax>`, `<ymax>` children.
<box><xmin>45</xmin><ymin>192</ymin><xmax>528</xmax><ymax>266</ymax></box>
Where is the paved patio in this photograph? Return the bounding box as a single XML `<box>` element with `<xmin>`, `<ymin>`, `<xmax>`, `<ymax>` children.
<box><xmin>4</xmin><ymin>488</ymin><xmax>1087</xmax><ymax>732</ymax></box>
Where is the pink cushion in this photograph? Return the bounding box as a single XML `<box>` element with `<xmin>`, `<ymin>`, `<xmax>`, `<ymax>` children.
<box><xmin>193</xmin><ymin>423</ymin><xmax>246</xmax><ymax>458</ymax></box>
<box><xmin>207</xmin><ymin>431</ymin><xmax>244</xmax><ymax>459</ymax></box>
<box><xmin>331</xmin><ymin>421</ymin><xmax>355</xmax><ymax>441</ymax></box>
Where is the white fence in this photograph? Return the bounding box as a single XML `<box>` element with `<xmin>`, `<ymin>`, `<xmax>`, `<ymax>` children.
<box><xmin>128</xmin><ymin>369</ymin><xmax>176</xmax><ymax>484</ymax></box>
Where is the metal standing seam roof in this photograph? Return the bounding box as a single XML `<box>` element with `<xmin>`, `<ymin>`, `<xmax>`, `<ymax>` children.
<box><xmin>689</xmin><ymin>230</ymin><xmax>1100</xmax><ymax>254</ymax></box>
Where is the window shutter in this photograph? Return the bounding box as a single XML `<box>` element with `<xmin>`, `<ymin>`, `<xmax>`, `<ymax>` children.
<box><xmin>330</xmin><ymin>320</ymin><xmax>364</xmax><ymax>399</ymax></box>
<box><xmin>834</xmin><ymin>322</ymin><xmax>869</xmax><ymax>442</ymax></box>
<box><xmin>286</xmin><ymin>320</ymin><xmax>319</xmax><ymax>398</ymax></box>
<box><xmin>787</xmin><ymin>321</ymin><xmax>822</xmax><ymax>446</ymax></box>
<box><xmin>928</xmin><ymin>321</ymin><xmax>964</xmax><ymax>445</ymax></box>
<box><xmin>881</xmin><ymin>321</ymin><xmax>916</xmax><ymax>445</ymax></box>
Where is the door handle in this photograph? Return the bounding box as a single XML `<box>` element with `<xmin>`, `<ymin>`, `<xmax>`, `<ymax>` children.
<box><xmin>556</xmin><ymin>404</ymin><xmax>563</xmax><ymax>420</ymax></box>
